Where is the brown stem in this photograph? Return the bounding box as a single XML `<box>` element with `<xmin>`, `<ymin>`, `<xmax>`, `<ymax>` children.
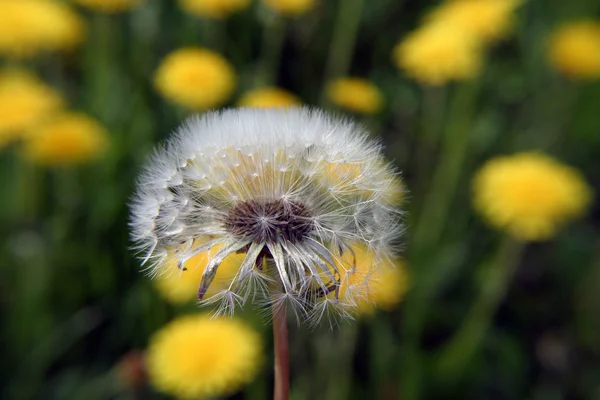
<box><xmin>272</xmin><ymin>303</ymin><xmax>290</xmax><ymax>400</ymax></box>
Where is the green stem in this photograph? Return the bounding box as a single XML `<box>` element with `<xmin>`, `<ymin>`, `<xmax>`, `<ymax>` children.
<box><xmin>412</xmin><ymin>86</ymin><xmax>447</xmax><ymax>205</ymax></box>
<box><xmin>412</xmin><ymin>80</ymin><xmax>481</xmax><ymax>253</ymax></box>
<box><xmin>319</xmin><ymin>0</ymin><xmax>364</xmax><ymax>105</ymax></box>
<box><xmin>435</xmin><ymin>236</ymin><xmax>525</xmax><ymax>378</ymax></box>
<box><xmin>85</xmin><ymin>14</ymin><xmax>117</xmax><ymax>121</ymax></box>
<box><xmin>17</xmin><ymin>158</ymin><xmax>40</xmax><ymax>222</ymax></box>
<box><xmin>257</xmin><ymin>11</ymin><xmax>285</xmax><ymax>87</ymax></box>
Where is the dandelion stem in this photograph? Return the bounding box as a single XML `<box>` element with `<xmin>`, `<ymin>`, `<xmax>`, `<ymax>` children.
<box><xmin>413</xmin><ymin>86</ymin><xmax>446</xmax><ymax>202</ymax></box>
<box><xmin>272</xmin><ymin>301</ymin><xmax>290</xmax><ymax>400</ymax></box>
<box><xmin>412</xmin><ymin>80</ymin><xmax>480</xmax><ymax>252</ymax></box>
<box><xmin>320</xmin><ymin>0</ymin><xmax>364</xmax><ymax>105</ymax></box>
<box><xmin>258</xmin><ymin>11</ymin><xmax>285</xmax><ymax>87</ymax></box>
<box><xmin>435</xmin><ymin>236</ymin><xmax>524</xmax><ymax>379</ymax></box>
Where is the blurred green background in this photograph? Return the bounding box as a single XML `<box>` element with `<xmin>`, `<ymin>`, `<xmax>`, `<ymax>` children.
<box><xmin>1</xmin><ymin>0</ymin><xmax>600</xmax><ymax>399</ymax></box>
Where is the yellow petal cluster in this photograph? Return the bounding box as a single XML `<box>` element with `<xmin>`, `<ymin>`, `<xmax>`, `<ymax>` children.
<box><xmin>393</xmin><ymin>23</ymin><xmax>482</xmax><ymax>85</ymax></box>
<box><xmin>72</xmin><ymin>0</ymin><xmax>144</xmax><ymax>13</ymax></box>
<box><xmin>333</xmin><ymin>244</ymin><xmax>409</xmax><ymax>315</ymax></box>
<box><xmin>238</xmin><ymin>87</ymin><xmax>301</xmax><ymax>108</ymax></box>
<box><xmin>548</xmin><ymin>20</ymin><xmax>600</xmax><ymax>80</ymax></box>
<box><xmin>22</xmin><ymin>113</ymin><xmax>109</xmax><ymax>166</ymax></box>
<box><xmin>473</xmin><ymin>153</ymin><xmax>592</xmax><ymax>241</ymax></box>
<box><xmin>426</xmin><ymin>0</ymin><xmax>522</xmax><ymax>43</ymax></box>
<box><xmin>0</xmin><ymin>0</ymin><xmax>85</xmax><ymax>58</ymax></box>
<box><xmin>0</xmin><ymin>70</ymin><xmax>63</xmax><ymax>149</ymax></box>
<box><xmin>326</xmin><ymin>78</ymin><xmax>383</xmax><ymax>114</ymax></box>
<box><xmin>154</xmin><ymin>48</ymin><xmax>236</xmax><ymax>110</ymax></box>
<box><xmin>155</xmin><ymin>243</ymin><xmax>246</xmax><ymax>304</ymax></box>
<box><xmin>178</xmin><ymin>0</ymin><xmax>251</xmax><ymax>19</ymax></box>
<box><xmin>261</xmin><ymin>0</ymin><xmax>315</xmax><ymax>16</ymax></box>
<box><xmin>147</xmin><ymin>314</ymin><xmax>262</xmax><ymax>399</ymax></box>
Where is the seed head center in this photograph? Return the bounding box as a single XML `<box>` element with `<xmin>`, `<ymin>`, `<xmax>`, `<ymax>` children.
<box><xmin>225</xmin><ymin>199</ymin><xmax>314</xmax><ymax>243</ymax></box>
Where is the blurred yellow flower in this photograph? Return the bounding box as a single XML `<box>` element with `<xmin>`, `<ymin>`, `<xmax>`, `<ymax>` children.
<box><xmin>147</xmin><ymin>314</ymin><xmax>262</xmax><ymax>399</ymax></box>
<box><xmin>426</xmin><ymin>0</ymin><xmax>522</xmax><ymax>43</ymax></box>
<box><xmin>548</xmin><ymin>20</ymin><xmax>600</xmax><ymax>80</ymax></box>
<box><xmin>179</xmin><ymin>0</ymin><xmax>251</xmax><ymax>19</ymax></box>
<box><xmin>0</xmin><ymin>0</ymin><xmax>85</xmax><ymax>58</ymax></box>
<box><xmin>23</xmin><ymin>113</ymin><xmax>109</xmax><ymax>166</ymax></box>
<box><xmin>155</xmin><ymin>243</ymin><xmax>246</xmax><ymax>304</ymax></box>
<box><xmin>326</xmin><ymin>78</ymin><xmax>383</xmax><ymax>114</ymax></box>
<box><xmin>332</xmin><ymin>244</ymin><xmax>409</xmax><ymax>315</ymax></box>
<box><xmin>72</xmin><ymin>0</ymin><xmax>143</xmax><ymax>13</ymax></box>
<box><xmin>0</xmin><ymin>70</ymin><xmax>63</xmax><ymax>149</ymax></box>
<box><xmin>393</xmin><ymin>23</ymin><xmax>483</xmax><ymax>85</ymax></box>
<box><xmin>261</xmin><ymin>0</ymin><xmax>315</xmax><ymax>16</ymax></box>
<box><xmin>238</xmin><ymin>87</ymin><xmax>301</xmax><ymax>108</ymax></box>
<box><xmin>154</xmin><ymin>48</ymin><xmax>236</xmax><ymax>110</ymax></box>
<box><xmin>473</xmin><ymin>153</ymin><xmax>592</xmax><ymax>241</ymax></box>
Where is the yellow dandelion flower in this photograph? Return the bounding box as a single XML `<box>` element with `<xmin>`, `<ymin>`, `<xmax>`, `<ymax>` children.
<box><xmin>22</xmin><ymin>113</ymin><xmax>109</xmax><ymax>166</ymax></box>
<box><xmin>548</xmin><ymin>20</ymin><xmax>600</xmax><ymax>80</ymax></box>
<box><xmin>261</xmin><ymin>0</ymin><xmax>316</xmax><ymax>16</ymax></box>
<box><xmin>155</xmin><ymin>242</ymin><xmax>246</xmax><ymax>304</ymax></box>
<box><xmin>154</xmin><ymin>48</ymin><xmax>236</xmax><ymax>110</ymax></box>
<box><xmin>0</xmin><ymin>0</ymin><xmax>85</xmax><ymax>58</ymax></box>
<box><xmin>326</xmin><ymin>78</ymin><xmax>383</xmax><ymax>114</ymax></box>
<box><xmin>393</xmin><ymin>23</ymin><xmax>483</xmax><ymax>85</ymax></box>
<box><xmin>326</xmin><ymin>244</ymin><xmax>409</xmax><ymax>316</ymax></box>
<box><xmin>147</xmin><ymin>314</ymin><xmax>262</xmax><ymax>399</ymax></box>
<box><xmin>473</xmin><ymin>152</ymin><xmax>592</xmax><ymax>241</ymax></box>
<box><xmin>238</xmin><ymin>87</ymin><xmax>301</xmax><ymax>108</ymax></box>
<box><xmin>0</xmin><ymin>70</ymin><xmax>63</xmax><ymax>149</ymax></box>
<box><xmin>72</xmin><ymin>0</ymin><xmax>143</xmax><ymax>13</ymax></box>
<box><xmin>426</xmin><ymin>0</ymin><xmax>523</xmax><ymax>43</ymax></box>
<box><xmin>178</xmin><ymin>0</ymin><xmax>251</xmax><ymax>19</ymax></box>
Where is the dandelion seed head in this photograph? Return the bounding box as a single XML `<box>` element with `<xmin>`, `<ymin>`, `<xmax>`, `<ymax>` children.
<box><xmin>131</xmin><ymin>107</ymin><xmax>405</xmax><ymax>324</ymax></box>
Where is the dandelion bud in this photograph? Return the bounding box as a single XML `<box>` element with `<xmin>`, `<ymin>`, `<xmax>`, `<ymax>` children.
<box><xmin>130</xmin><ymin>108</ymin><xmax>405</xmax><ymax>324</ymax></box>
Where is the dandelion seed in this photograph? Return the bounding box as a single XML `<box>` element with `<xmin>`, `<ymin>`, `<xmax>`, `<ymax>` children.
<box><xmin>130</xmin><ymin>107</ymin><xmax>405</xmax><ymax>324</ymax></box>
<box><xmin>146</xmin><ymin>314</ymin><xmax>262</xmax><ymax>399</ymax></box>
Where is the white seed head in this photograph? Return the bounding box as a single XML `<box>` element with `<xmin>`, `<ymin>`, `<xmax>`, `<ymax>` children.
<box><xmin>130</xmin><ymin>107</ymin><xmax>405</xmax><ymax>325</ymax></box>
